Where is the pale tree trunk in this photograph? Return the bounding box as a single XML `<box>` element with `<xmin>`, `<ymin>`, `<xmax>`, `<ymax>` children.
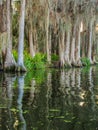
<box><xmin>64</xmin><ymin>30</ymin><xmax>71</xmax><ymax>67</ymax></box>
<box><xmin>17</xmin><ymin>0</ymin><xmax>26</xmax><ymax>71</ymax></box>
<box><xmin>87</xmin><ymin>19</ymin><xmax>93</xmax><ymax>64</ymax></box>
<box><xmin>46</xmin><ymin>0</ymin><xmax>51</xmax><ymax>64</ymax></box>
<box><xmin>59</xmin><ymin>30</ymin><xmax>65</xmax><ymax>67</ymax></box>
<box><xmin>4</xmin><ymin>0</ymin><xmax>16</xmax><ymax>71</ymax></box>
<box><xmin>28</xmin><ymin>0</ymin><xmax>35</xmax><ymax>57</ymax></box>
<box><xmin>75</xmin><ymin>24</ymin><xmax>82</xmax><ymax>66</ymax></box>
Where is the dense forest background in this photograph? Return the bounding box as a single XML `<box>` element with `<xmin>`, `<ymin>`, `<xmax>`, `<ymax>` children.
<box><xmin>0</xmin><ymin>0</ymin><xmax>98</xmax><ymax>71</ymax></box>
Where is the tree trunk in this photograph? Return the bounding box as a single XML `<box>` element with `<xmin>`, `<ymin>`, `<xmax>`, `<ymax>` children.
<box><xmin>28</xmin><ymin>0</ymin><xmax>35</xmax><ymax>57</ymax></box>
<box><xmin>81</xmin><ymin>32</ymin><xmax>86</xmax><ymax>58</ymax></box>
<box><xmin>70</xmin><ymin>36</ymin><xmax>75</xmax><ymax>65</ymax></box>
<box><xmin>17</xmin><ymin>0</ymin><xmax>26</xmax><ymax>71</ymax></box>
<box><xmin>70</xmin><ymin>22</ymin><xmax>77</xmax><ymax>66</ymax></box>
<box><xmin>59</xmin><ymin>31</ymin><xmax>65</xmax><ymax>67</ymax></box>
<box><xmin>46</xmin><ymin>1</ymin><xmax>51</xmax><ymax>64</ymax></box>
<box><xmin>87</xmin><ymin>19</ymin><xmax>93</xmax><ymax>64</ymax></box>
<box><xmin>75</xmin><ymin>24</ymin><xmax>82</xmax><ymax>66</ymax></box>
<box><xmin>64</xmin><ymin>30</ymin><xmax>71</xmax><ymax>67</ymax></box>
<box><xmin>4</xmin><ymin>0</ymin><xmax>16</xmax><ymax>71</ymax></box>
<box><xmin>29</xmin><ymin>25</ymin><xmax>35</xmax><ymax>57</ymax></box>
<box><xmin>0</xmin><ymin>32</ymin><xmax>7</xmax><ymax>70</ymax></box>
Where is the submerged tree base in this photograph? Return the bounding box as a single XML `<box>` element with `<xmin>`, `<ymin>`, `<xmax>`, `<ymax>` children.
<box><xmin>4</xmin><ymin>64</ymin><xmax>17</xmax><ymax>72</ymax></box>
<box><xmin>16</xmin><ymin>65</ymin><xmax>27</xmax><ymax>72</ymax></box>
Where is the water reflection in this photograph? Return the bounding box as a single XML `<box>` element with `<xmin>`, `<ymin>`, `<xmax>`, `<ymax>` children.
<box><xmin>27</xmin><ymin>79</ymin><xmax>36</xmax><ymax>106</ymax></box>
<box><xmin>16</xmin><ymin>75</ymin><xmax>26</xmax><ymax>130</ymax></box>
<box><xmin>0</xmin><ymin>67</ymin><xmax>98</xmax><ymax>130</ymax></box>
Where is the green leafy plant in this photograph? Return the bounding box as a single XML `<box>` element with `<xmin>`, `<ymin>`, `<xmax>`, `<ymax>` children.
<box><xmin>51</xmin><ymin>54</ymin><xmax>59</xmax><ymax>62</ymax></box>
<box><xmin>31</xmin><ymin>53</ymin><xmax>46</xmax><ymax>69</ymax></box>
<box><xmin>81</xmin><ymin>58</ymin><xmax>90</xmax><ymax>66</ymax></box>
<box><xmin>13</xmin><ymin>50</ymin><xmax>46</xmax><ymax>70</ymax></box>
<box><xmin>12</xmin><ymin>50</ymin><xmax>18</xmax><ymax>61</ymax></box>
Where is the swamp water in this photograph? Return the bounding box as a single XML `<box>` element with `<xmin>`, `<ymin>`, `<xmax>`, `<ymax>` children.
<box><xmin>0</xmin><ymin>67</ymin><xmax>98</xmax><ymax>130</ymax></box>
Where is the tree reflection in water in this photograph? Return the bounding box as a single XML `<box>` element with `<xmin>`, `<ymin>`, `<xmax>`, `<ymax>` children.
<box><xmin>0</xmin><ymin>67</ymin><xmax>98</xmax><ymax>130</ymax></box>
<box><xmin>17</xmin><ymin>74</ymin><xmax>26</xmax><ymax>130</ymax></box>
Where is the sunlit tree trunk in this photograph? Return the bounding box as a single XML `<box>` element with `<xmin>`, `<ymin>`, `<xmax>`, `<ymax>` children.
<box><xmin>4</xmin><ymin>0</ymin><xmax>16</xmax><ymax>71</ymax></box>
<box><xmin>17</xmin><ymin>0</ymin><xmax>26</xmax><ymax>71</ymax></box>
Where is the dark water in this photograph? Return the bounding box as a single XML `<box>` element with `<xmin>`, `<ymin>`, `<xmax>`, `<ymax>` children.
<box><xmin>0</xmin><ymin>67</ymin><xmax>98</xmax><ymax>130</ymax></box>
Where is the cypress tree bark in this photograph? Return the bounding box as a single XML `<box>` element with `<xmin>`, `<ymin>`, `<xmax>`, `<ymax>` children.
<box><xmin>17</xmin><ymin>0</ymin><xmax>26</xmax><ymax>71</ymax></box>
<box><xmin>28</xmin><ymin>0</ymin><xmax>35</xmax><ymax>57</ymax></box>
<box><xmin>46</xmin><ymin>0</ymin><xmax>51</xmax><ymax>64</ymax></box>
<box><xmin>87</xmin><ymin>19</ymin><xmax>93</xmax><ymax>64</ymax></box>
<box><xmin>64</xmin><ymin>30</ymin><xmax>71</xmax><ymax>67</ymax></box>
<box><xmin>4</xmin><ymin>0</ymin><xmax>16</xmax><ymax>71</ymax></box>
<box><xmin>59</xmin><ymin>30</ymin><xmax>65</xmax><ymax>67</ymax></box>
<box><xmin>75</xmin><ymin>23</ymin><xmax>82</xmax><ymax>67</ymax></box>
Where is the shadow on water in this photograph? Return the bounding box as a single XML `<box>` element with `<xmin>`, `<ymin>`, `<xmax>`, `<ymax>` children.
<box><xmin>0</xmin><ymin>67</ymin><xmax>98</xmax><ymax>129</ymax></box>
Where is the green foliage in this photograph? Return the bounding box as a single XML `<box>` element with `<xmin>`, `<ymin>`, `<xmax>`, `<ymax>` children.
<box><xmin>29</xmin><ymin>53</ymin><xmax>46</xmax><ymax>70</ymax></box>
<box><xmin>24</xmin><ymin>52</ymin><xmax>46</xmax><ymax>70</ymax></box>
<box><xmin>12</xmin><ymin>50</ymin><xmax>18</xmax><ymax>61</ymax></box>
<box><xmin>24</xmin><ymin>51</ymin><xmax>34</xmax><ymax>70</ymax></box>
<box><xmin>81</xmin><ymin>58</ymin><xmax>91</xmax><ymax>66</ymax></box>
<box><xmin>51</xmin><ymin>54</ymin><xmax>59</xmax><ymax>62</ymax></box>
<box><xmin>13</xmin><ymin>50</ymin><xmax>46</xmax><ymax>70</ymax></box>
